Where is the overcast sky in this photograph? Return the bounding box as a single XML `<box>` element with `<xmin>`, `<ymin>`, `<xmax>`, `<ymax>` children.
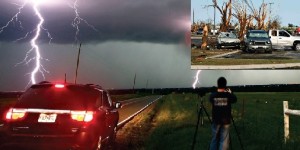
<box><xmin>0</xmin><ymin>0</ymin><xmax>300</xmax><ymax>91</ymax></box>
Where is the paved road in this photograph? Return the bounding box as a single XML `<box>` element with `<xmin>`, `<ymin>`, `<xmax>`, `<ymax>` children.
<box><xmin>117</xmin><ymin>95</ymin><xmax>162</xmax><ymax>127</ymax></box>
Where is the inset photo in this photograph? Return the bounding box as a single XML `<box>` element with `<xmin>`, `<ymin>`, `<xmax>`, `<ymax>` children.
<box><xmin>191</xmin><ymin>0</ymin><xmax>300</xmax><ymax>69</ymax></box>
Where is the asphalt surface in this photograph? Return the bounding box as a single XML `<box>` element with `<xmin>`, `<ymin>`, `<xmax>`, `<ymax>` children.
<box><xmin>117</xmin><ymin>95</ymin><xmax>162</xmax><ymax>127</ymax></box>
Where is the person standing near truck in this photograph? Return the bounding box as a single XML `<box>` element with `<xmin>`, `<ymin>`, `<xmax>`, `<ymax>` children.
<box><xmin>209</xmin><ymin>77</ymin><xmax>237</xmax><ymax>150</ymax></box>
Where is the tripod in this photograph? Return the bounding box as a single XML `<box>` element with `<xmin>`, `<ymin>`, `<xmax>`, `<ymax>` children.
<box><xmin>191</xmin><ymin>96</ymin><xmax>212</xmax><ymax>150</ymax></box>
<box><xmin>230</xmin><ymin>115</ymin><xmax>244</xmax><ymax>150</ymax></box>
<box><xmin>191</xmin><ymin>96</ymin><xmax>244</xmax><ymax>150</ymax></box>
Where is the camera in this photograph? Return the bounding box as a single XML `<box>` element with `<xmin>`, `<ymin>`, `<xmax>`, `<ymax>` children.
<box><xmin>225</xmin><ymin>88</ymin><xmax>232</xmax><ymax>93</ymax></box>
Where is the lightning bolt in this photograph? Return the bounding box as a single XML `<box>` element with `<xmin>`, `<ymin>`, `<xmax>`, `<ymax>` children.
<box><xmin>193</xmin><ymin>70</ymin><xmax>202</xmax><ymax>89</ymax></box>
<box><xmin>0</xmin><ymin>1</ymin><xmax>51</xmax><ymax>85</ymax></box>
<box><xmin>0</xmin><ymin>2</ymin><xmax>26</xmax><ymax>34</ymax></box>
<box><xmin>30</xmin><ymin>2</ymin><xmax>43</xmax><ymax>84</ymax></box>
<box><xmin>70</xmin><ymin>0</ymin><xmax>98</xmax><ymax>44</ymax></box>
<box><xmin>0</xmin><ymin>0</ymin><xmax>97</xmax><ymax>86</ymax></box>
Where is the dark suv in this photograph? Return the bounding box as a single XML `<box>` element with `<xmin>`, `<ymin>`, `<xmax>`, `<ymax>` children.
<box><xmin>0</xmin><ymin>82</ymin><xmax>121</xmax><ymax>150</ymax></box>
<box><xmin>244</xmin><ymin>30</ymin><xmax>272</xmax><ymax>53</ymax></box>
<box><xmin>196</xmin><ymin>28</ymin><xmax>204</xmax><ymax>35</ymax></box>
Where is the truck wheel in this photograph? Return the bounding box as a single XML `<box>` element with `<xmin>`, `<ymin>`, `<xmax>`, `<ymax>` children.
<box><xmin>295</xmin><ymin>43</ymin><xmax>300</xmax><ymax>51</ymax></box>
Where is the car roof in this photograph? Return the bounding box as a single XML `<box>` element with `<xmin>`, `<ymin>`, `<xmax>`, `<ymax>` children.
<box><xmin>31</xmin><ymin>81</ymin><xmax>103</xmax><ymax>91</ymax></box>
<box><xmin>16</xmin><ymin>82</ymin><xmax>105</xmax><ymax>109</ymax></box>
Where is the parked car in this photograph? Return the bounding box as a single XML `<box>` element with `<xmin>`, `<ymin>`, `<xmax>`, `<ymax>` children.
<box><xmin>227</xmin><ymin>28</ymin><xmax>237</xmax><ymax>34</ymax></box>
<box><xmin>269</xmin><ymin>29</ymin><xmax>300</xmax><ymax>50</ymax></box>
<box><xmin>0</xmin><ymin>82</ymin><xmax>121</xmax><ymax>150</ymax></box>
<box><xmin>191</xmin><ymin>36</ymin><xmax>202</xmax><ymax>48</ymax></box>
<box><xmin>217</xmin><ymin>32</ymin><xmax>240</xmax><ymax>49</ymax></box>
<box><xmin>196</xmin><ymin>28</ymin><xmax>204</xmax><ymax>35</ymax></box>
<box><xmin>244</xmin><ymin>30</ymin><xmax>272</xmax><ymax>53</ymax></box>
<box><xmin>211</xmin><ymin>29</ymin><xmax>218</xmax><ymax>35</ymax></box>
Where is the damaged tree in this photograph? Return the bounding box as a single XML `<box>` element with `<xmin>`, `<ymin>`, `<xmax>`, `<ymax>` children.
<box><xmin>269</xmin><ymin>15</ymin><xmax>281</xmax><ymax>29</ymax></box>
<box><xmin>232</xmin><ymin>0</ymin><xmax>253</xmax><ymax>40</ymax></box>
<box><xmin>201</xmin><ymin>24</ymin><xmax>209</xmax><ymax>49</ymax></box>
<box><xmin>253</xmin><ymin>2</ymin><xmax>268</xmax><ymax>30</ymax></box>
<box><xmin>243</xmin><ymin>0</ymin><xmax>268</xmax><ymax>30</ymax></box>
<box><xmin>213</xmin><ymin>0</ymin><xmax>232</xmax><ymax>32</ymax></box>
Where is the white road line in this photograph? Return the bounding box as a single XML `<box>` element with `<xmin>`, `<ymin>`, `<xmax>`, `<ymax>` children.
<box><xmin>205</xmin><ymin>50</ymin><xmax>241</xmax><ymax>59</ymax></box>
<box><xmin>117</xmin><ymin>96</ymin><xmax>163</xmax><ymax>128</ymax></box>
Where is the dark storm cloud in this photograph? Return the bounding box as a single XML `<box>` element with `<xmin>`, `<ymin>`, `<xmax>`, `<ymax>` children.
<box><xmin>0</xmin><ymin>0</ymin><xmax>190</xmax><ymax>44</ymax></box>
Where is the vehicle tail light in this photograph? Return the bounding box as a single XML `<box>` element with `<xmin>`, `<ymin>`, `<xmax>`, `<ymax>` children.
<box><xmin>6</xmin><ymin>108</ymin><xmax>27</xmax><ymax>120</ymax></box>
<box><xmin>71</xmin><ymin>111</ymin><xmax>94</xmax><ymax>122</ymax></box>
<box><xmin>55</xmin><ymin>84</ymin><xmax>65</xmax><ymax>88</ymax></box>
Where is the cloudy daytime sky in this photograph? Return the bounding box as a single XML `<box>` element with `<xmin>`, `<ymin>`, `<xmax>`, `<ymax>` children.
<box><xmin>0</xmin><ymin>0</ymin><xmax>300</xmax><ymax>91</ymax></box>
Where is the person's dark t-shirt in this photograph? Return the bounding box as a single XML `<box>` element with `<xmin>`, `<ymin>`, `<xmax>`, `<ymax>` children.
<box><xmin>209</xmin><ymin>91</ymin><xmax>237</xmax><ymax>125</ymax></box>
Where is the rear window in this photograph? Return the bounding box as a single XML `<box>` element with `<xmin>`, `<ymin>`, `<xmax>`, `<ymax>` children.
<box><xmin>15</xmin><ymin>85</ymin><xmax>99</xmax><ymax>110</ymax></box>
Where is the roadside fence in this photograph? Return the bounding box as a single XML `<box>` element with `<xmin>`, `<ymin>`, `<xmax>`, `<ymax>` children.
<box><xmin>283</xmin><ymin>101</ymin><xmax>300</xmax><ymax>142</ymax></box>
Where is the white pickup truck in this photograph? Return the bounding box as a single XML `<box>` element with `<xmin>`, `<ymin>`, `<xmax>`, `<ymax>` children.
<box><xmin>269</xmin><ymin>30</ymin><xmax>300</xmax><ymax>50</ymax></box>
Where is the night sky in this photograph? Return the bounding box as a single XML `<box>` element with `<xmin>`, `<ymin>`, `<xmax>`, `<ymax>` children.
<box><xmin>0</xmin><ymin>0</ymin><xmax>300</xmax><ymax>91</ymax></box>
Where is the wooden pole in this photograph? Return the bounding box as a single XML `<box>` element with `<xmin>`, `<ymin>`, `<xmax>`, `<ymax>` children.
<box><xmin>64</xmin><ymin>73</ymin><xmax>67</xmax><ymax>83</ymax></box>
<box><xmin>132</xmin><ymin>73</ymin><xmax>136</xmax><ymax>94</ymax></box>
<box><xmin>242</xmin><ymin>99</ymin><xmax>245</xmax><ymax>131</ymax></box>
<box><xmin>283</xmin><ymin>101</ymin><xmax>289</xmax><ymax>143</ymax></box>
<box><xmin>75</xmin><ymin>43</ymin><xmax>82</xmax><ymax>84</ymax></box>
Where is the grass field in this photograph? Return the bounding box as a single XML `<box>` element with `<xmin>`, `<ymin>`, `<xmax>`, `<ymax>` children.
<box><xmin>145</xmin><ymin>92</ymin><xmax>300</xmax><ymax>150</ymax></box>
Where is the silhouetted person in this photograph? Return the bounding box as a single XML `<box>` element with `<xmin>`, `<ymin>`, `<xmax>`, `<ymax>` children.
<box><xmin>209</xmin><ymin>77</ymin><xmax>237</xmax><ymax>150</ymax></box>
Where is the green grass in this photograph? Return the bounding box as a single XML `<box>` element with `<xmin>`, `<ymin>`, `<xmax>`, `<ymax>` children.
<box><xmin>145</xmin><ymin>92</ymin><xmax>300</xmax><ymax>150</ymax></box>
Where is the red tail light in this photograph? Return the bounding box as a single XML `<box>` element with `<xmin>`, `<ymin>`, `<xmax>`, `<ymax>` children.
<box><xmin>71</xmin><ymin>111</ymin><xmax>94</xmax><ymax>122</ymax></box>
<box><xmin>55</xmin><ymin>84</ymin><xmax>65</xmax><ymax>88</ymax></box>
<box><xmin>6</xmin><ymin>108</ymin><xmax>27</xmax><ymax>120</ymax></box>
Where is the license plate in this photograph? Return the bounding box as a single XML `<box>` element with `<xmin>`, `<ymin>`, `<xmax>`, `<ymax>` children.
<box><xmin>38</xmin><ymin>114</ymin><xmax>57</xmax><ymax>123</ymax></box>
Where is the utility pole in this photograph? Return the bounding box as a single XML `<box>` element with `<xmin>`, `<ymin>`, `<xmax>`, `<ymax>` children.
<box><xmin>204</xmin><ymin>5</ymin><xmax>216</xmax><ymax>35</ymax></box>
<box><xmin>213</xmin><ymin>4</ymin><xmax>216</xmax><ymax>35</ymax></box>
<box><xmin>132</xmin><ymin>73</ymin><xmax>136</xmax><ymax>93</ymax></box>
<box><xmin>268</xmin><ymin>2</ymin><xmax>274</xmax><ymax>29</ymax></box>
<box><xmin>193</xmin><ymin>9</ymin><xmax>195</xmax><ymax>24</ymax></box>
<box><xmin>64</xmin><ymin>73</ymin><xmax>67</xmax><ymax>83</ymax></box>
<box><xmin>74</xmin><ymin>43</ymin><xmax>82</xmax><ymax>84</ymax></box>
